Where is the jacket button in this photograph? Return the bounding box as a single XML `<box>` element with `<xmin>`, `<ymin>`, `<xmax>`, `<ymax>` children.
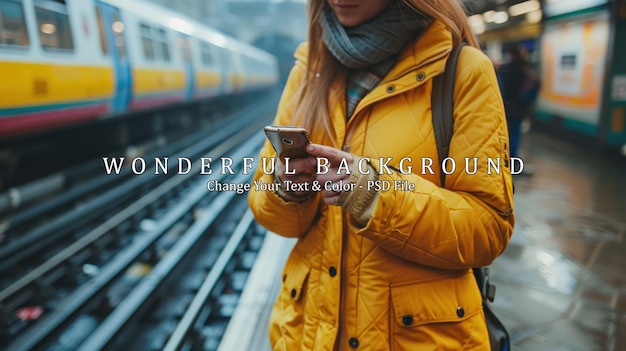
<box><xmin>386</xmin><ymin>85</ymin><xmax>395</xmax><ymax>93</ymax></box>
<box><xmin>416</xmin><ymin>72</ymin><xmax>426</xmax><ymax>81</ymax></box>
<box><xmin>291</xmin><ymin>288</ymin><xmax>297</xmax><ymax>298</ymax></box>
<box><xmin>402</xmin><ymin>315</ymin><xmax>413</xmax><ymax>326</ymax></box>
<box><xmin>348</xmin><ymin>337</ymin><xmax>359</xmax><ymax>348</ymax></box>
<box><xmin>329</xmin><ymin>266</ymin><xmax>337</xmax><ymax>277</ymax></box>
<box><xmin>457</xmin><ymin>306</ymin><xmax>465</xmax><ymax>318</ymax></box>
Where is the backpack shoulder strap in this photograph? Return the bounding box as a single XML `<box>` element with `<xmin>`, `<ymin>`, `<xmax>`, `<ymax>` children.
<box><xmin>431</xmin><ymin>44</ymin><xmax>499</xmax><ymax>304</ymax></box>
<box><xmin>431</xmin><ymin>43</ymin><xmax>466</xmax><ymax>188</ymax></box>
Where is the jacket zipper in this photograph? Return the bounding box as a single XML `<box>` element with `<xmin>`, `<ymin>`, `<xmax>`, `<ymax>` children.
<box><xmin>336</xmin><ymin>48</ymin><xmax>454</xmax><ymax>348</ymax></box>
<box><xmin>335</xmin><ymin>218</ymin><xmax>348</xmax><ymax>351</ymax></box>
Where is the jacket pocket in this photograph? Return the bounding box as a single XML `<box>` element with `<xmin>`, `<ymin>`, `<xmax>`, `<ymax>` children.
<box><xmin>269</xmin><ymin>254</ymin><xmax>311</xmax><ymax>350</ymax></box>
<box><xmin>389</xmin><ymin>272</ymin><xmax>486</xmax><ymax>351</ymax></box>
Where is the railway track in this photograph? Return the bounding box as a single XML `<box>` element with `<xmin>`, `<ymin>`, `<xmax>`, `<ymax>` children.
<box><xmin>0</xmin><ymin>94</ymin><xmax>278</xmax><ymax>351</ymax></box>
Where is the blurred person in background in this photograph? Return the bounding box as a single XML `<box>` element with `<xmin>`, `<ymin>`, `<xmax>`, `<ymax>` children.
<box><xmin>499</xmin><ymin>44</ymin><xmax>540</xmax><ymax>164</ymax></box>
<box><xmin>248</xmin><ymin>0</ymin><xmax>514</xmax><ymax>350</ymax></box>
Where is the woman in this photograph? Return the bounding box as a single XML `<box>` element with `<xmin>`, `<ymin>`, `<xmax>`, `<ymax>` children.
<box><xmin>248</xmin><ymin>0</ymin><xmax>515</xmax><ymax>350</ymax></box>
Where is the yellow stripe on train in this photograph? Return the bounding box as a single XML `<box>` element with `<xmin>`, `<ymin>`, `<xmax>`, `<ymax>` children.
<box><xmin>132</xmin><ymin>68</ymin><xmax>186</xmax><ymax>94</ymax></box>
<box><xmin>0</xmin><ymin>61</ymin><xmax>113</xmax><ymax>108</ymax></box>
<box><xmin>195</xmin><ymin>71</ymin><xmax>221</xmax><ymax>88</ymax></box>
<box><xmin>229</xmin><ymin>74</ymin><xmax>245</xmax><ymax>86</ymax></box>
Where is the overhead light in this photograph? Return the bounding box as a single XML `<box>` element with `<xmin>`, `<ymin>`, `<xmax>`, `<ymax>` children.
<box><xmin>472</xmin><ymin>23</ymin><xmax>486</xmax><ymax>35</ymax></box>
<box><xmin>468</xmin><ymin>14</ymin><xmax>484</xmax><ymax>27</ymax></box>
<box><xmin>483</xmin><ymin>10</ymin><xmax>496</xmax><ymax>23</ymax></box>
<box><xmin>509</xmin><ymin>0</ymin><xmax>541</xmax><ymax>17</ymax></box>
<box><xmin>493</xmin><ymin>11</ymin><xmax>509</xmax><ymax>24</ymax></box>
<box><xmin>526</xmin><ymin>9</ymin><xmax>542</xmax><ymax>23</ymax></box>
<box><xmin>468</xmin><ymin>14</ymin><xmax>485</xmax><ymax>34</ymax></box>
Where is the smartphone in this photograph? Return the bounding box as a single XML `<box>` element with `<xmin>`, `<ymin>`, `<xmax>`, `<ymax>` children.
<box><xmin>264</xmin><ymin>125</ymin><xmax>311</xmax><ymax>160</ymax></box>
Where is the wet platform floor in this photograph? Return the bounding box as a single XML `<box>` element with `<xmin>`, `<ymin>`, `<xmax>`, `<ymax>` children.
<box><xmin>490</xmin><ymin>130</ymin><xmax>626</xmax><ymax>351</ymax></box>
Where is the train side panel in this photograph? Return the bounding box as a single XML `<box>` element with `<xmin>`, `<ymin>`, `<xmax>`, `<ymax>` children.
<box><xmin>238</xmin><ymin>45</ymin><xmax>279</xmax><ymax>91</ymax></box>
<box><xmin>113</xmin><ymin>4</ymin><xmax>186</xmax><ymax>111</ymax></box>
<box><xmin>0</xmin><ymin>0</ymin><xmax>279</xmax><ymax>138</ymax></box>
<box><xmin>0</xmin><ymin>0</ymin><xmax>114</xmax><ymax>137</ymax></box>
<box><xmin>225</xmin><ymin>42</ymin><xmax>244</xmax><ymax>94</ymax></box>
<box><xmin>192</xmin><ymin>28</ymin><xmax>226</xmax><ymax>99</ymax></box>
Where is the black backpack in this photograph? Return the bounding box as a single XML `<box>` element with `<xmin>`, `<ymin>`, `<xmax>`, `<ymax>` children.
<box><xmin>431</xmin><ymin>43</ymin><xmax>511</xmax><ymax>351</ymax></box>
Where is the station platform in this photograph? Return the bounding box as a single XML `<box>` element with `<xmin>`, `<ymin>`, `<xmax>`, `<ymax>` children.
<box><xmin>491</xmin><ymin>130</ymin><xmax>625</xmax><ymax>351</ymax></box>
<box><xmin>223</xmin><ymin>129</ymin><xmax>626</xmax><ymax>351</ymax></box>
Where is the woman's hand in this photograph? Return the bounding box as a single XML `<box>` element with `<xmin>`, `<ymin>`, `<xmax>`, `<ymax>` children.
<box><xmin>275</xmin><ymin>155</ymin><xmax>317</xmax><ymax>198</ymax></box>
<box><xmin>306</xmin><ymin>143</ymin><xmax>354</xmax><ymax>205</ymax></box>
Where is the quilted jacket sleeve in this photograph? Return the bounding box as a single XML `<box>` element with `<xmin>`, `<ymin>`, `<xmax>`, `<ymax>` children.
<box><xmin>354</xmin><ymin>49</ymin><xmax>515</xmax><ymax>270</ymax></box>
<box><xmin>247</xmin><ymin>44</ymin><xmax>322</xmax><ymax>238</ymax></box>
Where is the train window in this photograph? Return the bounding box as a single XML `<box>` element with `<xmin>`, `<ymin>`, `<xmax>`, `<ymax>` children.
<box><xmin>110</xmin><ymin>11</ymin><xmax>126</xmax><ymax>58</ymax></box>
<box><xmin>200</xmin><ymin>41</ymin><xmax>213</xmax><ymax>66</ymax></box>
<box><xmin>157</xmin><ymin>28</ymin><xmax>169</xmax><ymax>62</ymax></box>
<box><xmin>177</xmin><ymin>36</ymin><xmax>191</xmax><ymax>64</ymax></box>
<box><xmin>34</xmin><ymin>0</ymin><xmax>74</xmax><ymax>50</ymax></box>
<box><xmin>0</xmin><ymin>0</ymin><xmax>29</xmax><ymax>47</ymax></box>
<box><xmin>140</xmin><ymin>23</ymin><xmax>154</xmax><ymax>60</ymax></box>
<box><xmin>94</xmin><ymin>6</ymin><xmax>108</xmax><ymax>55</ymax></box>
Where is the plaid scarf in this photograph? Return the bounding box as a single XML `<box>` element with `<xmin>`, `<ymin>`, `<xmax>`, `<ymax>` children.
<box><xmin>345</xmin><ymin>59</ymin><xmax>396</xmax><ymax>118</ymax></box>
<box><xmin>319</xmin><ymin>1</ymin><xmax>430</xmax><ymax>118</ymax></box>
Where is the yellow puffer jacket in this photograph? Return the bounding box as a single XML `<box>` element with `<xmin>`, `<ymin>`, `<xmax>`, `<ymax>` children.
<box><xmin>248</xmin><ymin>20</ymin><xmax>515</xmax><ymax>351</ymax></box>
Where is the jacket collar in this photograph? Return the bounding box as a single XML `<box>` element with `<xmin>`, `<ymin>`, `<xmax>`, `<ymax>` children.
<box><xmin>383</xmin><ymin>20</ymin><xmax>453</xmax><ymax>83</ymax></box>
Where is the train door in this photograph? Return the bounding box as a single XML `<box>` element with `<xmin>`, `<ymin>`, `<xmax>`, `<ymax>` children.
<box><xmin>95</xmin><ymin>1</ymin><xmax>132</xmax><ymax>113</ymax></box>
<box><xmin>178</xmin><ymin>34</ymin><xmax>195</xmax><ymax>101</ymax></box>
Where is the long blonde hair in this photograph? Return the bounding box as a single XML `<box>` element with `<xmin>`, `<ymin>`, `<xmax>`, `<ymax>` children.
<box><xmin>291</xmin><ymin>0</ymin><xmax>479</xmax><ymax>145</ymax></box>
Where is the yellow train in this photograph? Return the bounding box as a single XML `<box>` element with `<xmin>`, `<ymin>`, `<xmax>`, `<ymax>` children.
<box><xmin>0</xmin><ymin>0</ymin><xmax>279</xmax><ymax>138</ymax></box>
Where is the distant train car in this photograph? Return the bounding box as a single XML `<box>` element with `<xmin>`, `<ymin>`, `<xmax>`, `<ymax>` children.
<box><xmin>0</xmin><ymin>0</ymin><xmax>279</xmax><ymax>138</ymax></box>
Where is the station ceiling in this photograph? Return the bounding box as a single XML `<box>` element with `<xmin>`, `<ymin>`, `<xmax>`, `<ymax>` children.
<box><xmin>465</xmin><ymin>0</ymin><xmax>533</xmax><ymax>14</ymax></box>
<box><xmin>464</xmin><ymin>0</ymin><xmax>543</xmax><ymax>36</ymax></box>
